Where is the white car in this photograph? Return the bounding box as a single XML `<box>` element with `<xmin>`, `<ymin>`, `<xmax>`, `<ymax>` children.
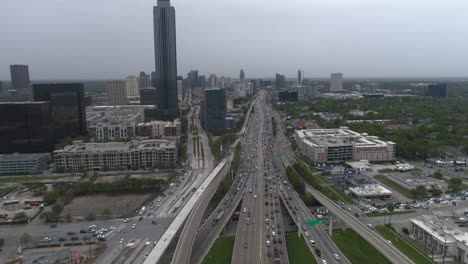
<box><xmin>243</xmin><ymin>207</ymin><xmax>247</xmax><ymax>213</ymax></box>
<box><xmin>304</xmin><ymin>231</ymin><xmax>309</xmax><ymax>237</ymax></box>
<box><xmin>321</xmin><ymin>259</ymin><xmax>327</xmax><ymax>264</ymax></box>
<box><xmin>131</xmin><ymin>224</ymin><xmax>136</xmax><ymax>229</ymax></box>
<box><xmin>272</xmin><ymin>231</ymin><xmax>276</xmax><ymax>236</ymax></box>
<box><xmin>266</xmin><ymin>240</ymin><xmax>271</xmax><ymax>247</ymax></box>
<box><xmin>309</xmin><ymin>239</ymin><xmax>316</xmax><ymax>246</ymax></box>
<box><xmin>333</xmin><ymin>253</ymin><xmax>340</xmax><ymax>260</ymax></box>
<box><xmin>253</xmin><ymin>194</ymin><xmax>257</xmax><ymax>199</ymax></box>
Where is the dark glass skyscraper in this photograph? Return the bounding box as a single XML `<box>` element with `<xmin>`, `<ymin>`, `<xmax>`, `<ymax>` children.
<box><xmin>205</xmin><ymin>88</ymin><xmax>226</xmax><ymax>132</ymax></box>
<box><xmin>0</xmin><ymin>102</ymin><xmax>54</xmax><ymax>154</ymax></box>
<box><xmin>32</xmin><ymin>83</ymin><xmax>87</xmax><ymax>141</ymax></box>
<box><xmin>154</xmin><ymin>0</ymin><xmax>178</xmax><ymax>120</ymax></box>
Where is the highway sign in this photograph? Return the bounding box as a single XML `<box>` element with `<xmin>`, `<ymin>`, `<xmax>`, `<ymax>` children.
<box><xmin>307</xmin><ymin>219</ymin><xmax>327</xmax><ymax>226</ymax></box>
<box><xmin>275</xmin><ymin>153</ymin><xmax>282</xmax><ymax>158</ymax></box>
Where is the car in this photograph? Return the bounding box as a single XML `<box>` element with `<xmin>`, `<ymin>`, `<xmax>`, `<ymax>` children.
<box><xmin>131</xmin><ymin>224</ymin><xmax>136</xmax><ymax>229</ymax></box>
<box><xmin>266</xmin><ymin>240</ymin><xmax>271</xmax><ymax>247</ymax></box>
<box><xmin>139</xmin><ymin>216</ymin><xmax>144</xmax><ymax>221</ymax></box>
<box><xmin>267</xmin><ymin>250</ymin><xmax>271</xmax><ymax>257</ymax></box>
<box><xmin>354</xmin><ymin>213</ymin><xmax>360</xmax><ymax>218</ymax></box>
<box><xmin>71</xmin><ymin>236</ymin><xmax>79</xmax><ymax>241</ymax></box>
<box><xmin>252</xmin><ymin>219</ymin><xmax>256</xmax><ymax>224</ymax></box>
<box><xmin>41</xmin><ymin>237</ymin><xmax>52</xmax><ymax>242</ymax></box>
<box><xmin>333</xmin><ymin>253</ymin><xmax>341</xmax><ymax>260</ymax></box>
<box><xmin>243</xmin><ymin>207</ymin><xmax>247</xmax><ymax>213</ymax></box>
<box><xmin>278</xmin><ymin>237</ymin><xmax>283</xmax><ymax>244</ymax></box>
<box><xmin>80</xmin><ymin>229</ymin><xmax>87</xmax><ymax>233</ymax></box>
<box><xmin>309</xmin><ymin>240</ymin><xmax>316</xmax><ymax>246</ymax></box>
<box><xmin>124</xmin><ymin>218</ymin><xmax>131</xmax><ymax>223</ymax></box>
<box><xmin>254</xmin><ymin>194</ymin><xmax>257</xmax><ymax>199</ymax></box>
<box><xmin>273</xmin><ymin>238</ymin><xmax>277</xmax><ymax>244</ymax></box>
<box><xmin>50</xmin><ymin>224</ymin><xmax>57</xmax><ymax>228</ymax></box>
<box><xmin>304</xmin><ymin>231</ymin><xmax>309</xmax><ymax>237</ymax></box>
<box><xmin>366</xmin><ymin>223</ymin><xmax>374</xmax><ymax>229</ymax></box>
<box><xmin>244</xmin><ymin>242</ymin><xmax>248</xmax><ymax>248</ymax></box>
<box><xmin>386</xmin><ymin>240</ymin><xmax>392</xmax><ymax>244</ymax></box>
<box><xmin>321</xmin><ymin>259</ymin><xmax>327</xmax><ymax>264</ymax></box>
<box><xmin>409</xmin><ymin>235</ymin><xmax>416</xmax><ymax>240</ymax></box>
<box><xmin>58</xmin><ymin>237</ymin><xmax>66</xmax><ymax>242</ymax></box>
<box><xmin>272</xmin><ymin>231</ymin><xmax>276</xmax><ymax>236</ymax></box>
<box><xmin>315</xmin><ymin>248</ymin><xmax>321</xmax><ymax>257</ymax></box>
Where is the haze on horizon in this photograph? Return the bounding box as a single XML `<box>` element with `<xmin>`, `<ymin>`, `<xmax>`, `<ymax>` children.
<box><xmin>1</xmin><ymin>0</ymin><xmax>467</xmax><ymax>80</ymax></box>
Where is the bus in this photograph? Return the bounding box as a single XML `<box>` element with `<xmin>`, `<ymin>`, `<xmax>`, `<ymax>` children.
<box><xmin>3</xmin><ymin>200</ymin><xmax>20</xmax><ymax>206</ymax></box>
<box><xmin>212</xmin><ymin>211</ymin><xmax>225</xmax><ymax>226</ymax></box>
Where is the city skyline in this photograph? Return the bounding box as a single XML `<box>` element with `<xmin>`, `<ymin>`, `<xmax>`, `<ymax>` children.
<box><xmin>1</xmin><ymin>0</ymin><xmax>467</xmax><ymax>80</ymax></box>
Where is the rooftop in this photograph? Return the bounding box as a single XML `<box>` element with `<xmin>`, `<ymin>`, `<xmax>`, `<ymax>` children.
<box><xmin>54</xmin><ymin>139</ymin><xmax>176</xmax><ymax>154</ymax></box>
<box><xmin>348</xmin><ymin>184</ymin><xmax>392</xmax><ymax>196</ymax></box>
<box><xmin>0</xmin><ymin>153</ymin><xmax>51</xmax><ymax>161</ymax></box>
<box><xmin>410</xmin><ymin>215</ymin><xmax>468</xmax><ymax>245</ymax></box>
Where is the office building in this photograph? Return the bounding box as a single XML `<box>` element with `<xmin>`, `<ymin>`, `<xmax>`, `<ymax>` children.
<box><xmin>275</xmin><ymin>73</ymin><xmax>286</xmax><ymax>89</ymax></box>
<box><xmin>54</xmin><ymin>139</ymin><xmax>177</xmax><ymax>172</ymax></box>
<box><xmin>32</xmin><ymin>83</ymin><xmax>87</xmax><ymax>140</ymax></box>
<box><xmin>0</xmin><ymin>102</ymin><xmax>54</xmax><ymax>154</ymax></box>
<box><xmin>139</xmin><ymin>72</ymin><xmax>150</xmax><ymax>88</ymax></box>
<box><xmin>126</xmin><ymin>76</ymin><xmax>140</xmax><ymax>97</ymax></box>
<box><xmin>205</xmin><ymin>88</ymin><xmax>226</xmax><ymax>132</ymax></box>
<box><xmin>10</xmin><ymin>65</ymin><xmax>30</xmax><ymax>91</ymax></box>
<box><xmin>140</xmin><ymin>87</ymin><xmax>157</xmax><ymax>105</ymax></box>
<box><xmin>427</xmin><ymin>83</ymin><xmax>447</xmax><ymax>98</ymax></box>
<box><xmin>279</xmin><ymin>91</ymin><xmax>298</xmax><ymax>102</ymax></box>
<box><xmin>151</xmin><ymin>71</ymin><xmax>157</xmax><ymax>86</ymax></box>
<box><xmin>198</xmin><ymin>75</ymin><xmax>206</xmax><ymax>88</ymax></box>
<box><xmin>153</xmin><ymin>0</ymin><xmax>178</xmax><ymax>120</ymax></box>
<box><xmin>106</xmin><ymin>80</ymin><xmax>128</xmax><ymax>105</ymax></box>
<box><xmin>209</xmin><ymin>74</ymin><xmax>217</xmax><ymax>88</ymax></box>
<box><xmin>295</xmin><ymin>126</ymin><xmax>395</xmax><ymax>163</ymax></box>
<box><xmin>297</xmin><ymin>70</ymin><xmax>302</xmax><ymax>85</ymax></box>
<box><xmin>240</xmin><ymin>69</ymin><xmax>245</xmax><ymax>80</ymax></box>
<box><xmin>410</xmin><ymin>215</ymin><xmax>468</xmax><ymax>263</ymax></box>
<box><xmin>187</xmin><ymin>70</ymin><xmax>199</xmax><ymax>89</ymax></box>
<box><xmin>177</xmin><ymin>80</ymin><xmax>183</xmax><ymax>101</ymax></box>
<box><xmin>0</xmin><ymin>153</ymin><xmax>51</xmax><ymax>175</ymax></box>
<box><xmin>330</xmin><ymin>73</ymin><xmax>343</xmax><ymax>92</ymax></box>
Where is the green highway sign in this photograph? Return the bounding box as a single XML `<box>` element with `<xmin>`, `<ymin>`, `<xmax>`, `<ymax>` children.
<box><xmin>275</xmin><ymin>153</ymin><xmax>282</xmax><ymax>158</ymax></box>
<box><xmin>307</xmin><ymin>219</ymin><xmax>327</xmax><ymax>226</ymax></box>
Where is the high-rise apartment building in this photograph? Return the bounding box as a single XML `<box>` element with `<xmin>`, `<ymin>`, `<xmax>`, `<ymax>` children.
<box><xmin>10</xmin><ymin>65</ymin><xmax>30</xmax><ymax>91</ymax></box>
<box><xmin>205</xmin><ymin>88</ymin><xmax>226</xmax><ymax>132</ymax></box>
<box><xmin>0</xmin><ymin>102</ymin><xmax>54</xmax><ymax>154</ymax></box>
<box><xmin>126</xmin><ymin>76</ymin><xmax>140</xmax><ymax>97</ymax></box>
<box><xmin>297</xmin><ymin>70</ymin><xmax>302</xmax><ymax>85</ymax></box>
<box><xmin>275</xmin><ymin>73</ymin><xmax>286</xmax><ymax>89</ymax></box>
<box><xmin>199</xmin><ymin>75</ymin><xmax>206</xmax><ymax>88</ymax></box>
<box><xmin>240</xmin><ymin>69</ymin><xmax>245</xmax><ymax>80</ymax></box>
<box><xmin>154</xmin><ymin>0</ymin><xmax>178</xmax><ymax>120</ymax></box>
<box><xmin>330</xmin><ymin>73</ymin><xmax>343</xmax><ymax>92</ymax></box>
<box><xmin>209</xmin><ymin>74</ymin><xmax>217</xmax><ymax>88</ymax></box>
<box><xmin>32</xmin><ymin>83</ymin><xmax>87</xmax><ymax>140</ymax></box>
<box><xmin>106</xmin><ymin>80</ymin><xmax>128</xmax><ymax>105</ymax></box>
<box><xmin>187</xmin><ymin>70</ymin><xmax>199</xmax><ymax>89</ymax></box>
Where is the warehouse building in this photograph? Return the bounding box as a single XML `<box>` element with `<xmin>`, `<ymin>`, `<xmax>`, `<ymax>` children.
<box><xmin>348</xmin><ymin>184</ymin><xmax>392</xmax><ymax>200</ymax></box>
<box><xmin>295</xmin><ymin>127</ymin><xmax>395</xmax><ymax>163</ymax></box>
<box><xmin>54</xmin><ymin>139</ymin><xmax>177</xmax><ymax>172</ymax></box>
<box><xmin>0</xmin><ymin>153</ymin><xmax>51</xmax><ymax>175</ymax></box>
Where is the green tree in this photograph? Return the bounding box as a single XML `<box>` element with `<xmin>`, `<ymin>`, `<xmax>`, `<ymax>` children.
<box><xmin>87</xmin><ymin>211</ymin><xmax>95</xmax><ymax>220</ymax></box>
<box><xmin>52</xmin><ymin>202</ymin><xmax>64</xmax><ymax>215</ymax></box>
<box><xmin>102</xmin><ymin>208</ymin><xmax>112</xmax><ymax>218</ymax></box>
<box><xmin>64</xmin><ymin>213</ymin><xmax>72</xmax><ymax>222</ymax></box>
<box><xmin>13</xmin><ymin>212</ymin><xmax>28</xmax><ymax>221</ymax></box>
<box><xmin>433</xmin><ymin>171</ymin><xmax>443</xmax><ymax>179</ymax></box>
<box><xmin>448</xmin><ymin>178</ymin><xmax>463</xmax><ymax>192</ymax></box>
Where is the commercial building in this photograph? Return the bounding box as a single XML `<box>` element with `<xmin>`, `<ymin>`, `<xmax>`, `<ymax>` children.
<box><xmin>0</xmin><ymin>153</ymin><xmax>51</xmax><ymax>175</ymax></box>
<box><xmin>139</xmin><ymin>71</ymin><xmax>151</xmax><ymax>88</ymax></box>
<box><xmin>348</xmin><ymin>184</ymin><xmax>392</xmax><ymax>200</ymax></box>
<box><xmin>278</xmin><ymin>91</ymin><xmax>298</xmax><ymax>102</ymax></box>
<box><xmin>136</xmin><ymin>119</ymin><xmax>181</xmax><ymax>139</ymax></box>
<box><xmin>239</xmin><ymin>69</ymin><xmax>245</xmax><ymax>80</ymax></box>
<box><xmin>10</xmin><ymin>64</ymin><xmax>30</xmax><ymax>91</ymax></box>
<box><xmin>153</xmin><ymin>0</ymin><xmax>178</xmax><ymax>120</ymax></box>
<box><xmin>330</xmin><ymin>73</ymin><xmax>343</xmax><ymax>92</ymax></box>
<box><xmin>140</xmin><ymin>87</ymin><xmax>157</xmax><ymax>105</ymax></box>
<box><xmin>295</xmin><ymin>126</ymin><xmax>395</xmax><ymax>163</ymax></box>
<box><xmin>410</xmin><ymin>215</ymin><xmax>468</xmax><ymax>263</ymax></box>
<box><xmin>275</xmin><ymin>73</ymin><xmax>286</xmax><ymax>89</ymax></box>
<box><xmin>106</xmin><ymin>80</ymin><xmax>128</xmax><ymax>105</ymax></box>
<box><xmin>225</xmin><ymin>116</ymin><xmax>235</xmax><ymax>130</ymax></box>
<box><xmin>86</xmin><ymin>105</ymin><xmax>145</xmax><ymax>141</ymax></box>
<box><xmin>427</xmin><ymin>83</ymin><xmax>447</xmax><ymax>98</ymax></box>
<box><xmin>126</xmin><ymin>76</ymin><xmax>140</xmax><ymax>97</ymax></box>
<box><xmin>54</xmin><ymin>139</ymin><xmax>177</xmax><ymax>172</ymax></box>
<box><xmin>0</xmin><ymin>102</ymin><xmax>54</xmax><ymax>154</ymax></box>
<box><xmin>32</xmin><ymin>83</ymin><xmax>87</xmax><ymax>140</ymax></box>
<box><xmin>297</xmin><ymin>70</ymin><xmax>303</xmax><ymax>85</ymax></box>
<box><xmin>204</xmin><ymin>88</ymin><xmax>226</xmax><ymax>132</ymax></box>
<box><xmin>187</xmin><ymin>70</ymin><xmax>199</xmax><ymax>89</ymax></box>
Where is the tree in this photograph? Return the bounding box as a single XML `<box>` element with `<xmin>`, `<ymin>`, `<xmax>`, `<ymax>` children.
<box><xmin>64</xmin><ymin>213</ymin><xmax>72</xmax><ymax>222</ymax></box>
<box><xmin>102</xmin><ymin>208</ymin><xmax>112</xmax><ymax>218</ymax></box>
<box><xmin>87</xmin><ymin>211</ymin><xmax>95</xmax><ymax>220</ymax></box>
<box><xmin>448</xmin><ymin>178</ymin><xmax>463</xmax><ymax>192</ymax></box>
<box><xmin>52</xmin><ymin>202</ymin><xmax>64</xmax><ymax>215</ymax></box>
<box><xmin>433</xmin><ymin>171</ymin><xmax>443</xmax><ymax>179</ymax></box>
<box><xmin>13</xmin><ymin>212</ymin><xmax>28</xmax><ymax>221</ymax></box>
<box><xmin>20</xmin><ymin>232</ymin><xmax>31</xmax><ymax>247</ymax></box>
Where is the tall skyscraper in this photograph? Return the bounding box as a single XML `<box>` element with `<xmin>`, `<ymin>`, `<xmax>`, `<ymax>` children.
<box><xmin>240</xmin><ymin>69</ymin><xmax>245</xmax><ymax>80</ymax></box>
<box><xmin>209</xmin><ymin>74</ymin><xmax>217</xmax><ymax>88</ymax></box>
<box><xmin>198</xmin><ymin>75</ymin><xmax>206</xmax><ymax>88</ymax></box>
<box><xmin>275</xmin><ymin>73</ymin><xmax>286</xmax><ymax>89</ymax></box>
<box><xmin>139</xmin><ymin>71</ymin><xmax>151</xmax><ymax>88</ymax></box>
<box><xmin>32</xmin><ymin>83</ymin><xmax>87</xmax><ymax>140</ymax></box>
<box><xmin>126</xmin><ymin>76</ymin><xmax>140</xmax><ymax>96</ymax></box>
<box><xmin>154</xmin><ymin>0</ymin><xmax>178</xmax><ymax>120</ymax></box>
<box><xmin>0</xmin><ymin>102</ymin><xmax>54</xmax><ymax>154</ymax></box>
<box><xmin>187</xmin><ymin>70</ymin><xmax>199</xmax><ymax>89</ymax></box>
<box><xmin>297</xmin><ymin>70</ymin><xmax>302</xmax><ymax>85</ymax></box>
<box><xmin>330</xmin><ymin>73</ymin><xmax>343</xmax><ymax>92</ymax></box>
<box><xmin>205</xmin><ymin>88</ymin><xmax>226</xmax><ymax>132</ymax></box>
<box><xmin>106</xmin><ymin>80</ymin><xmax>128</xmax><ymax>105</ymax></box>
<box><xmin>10</xmin><ymin>64</ymin><xmax>30</xmax><ymax>91</ymax></box>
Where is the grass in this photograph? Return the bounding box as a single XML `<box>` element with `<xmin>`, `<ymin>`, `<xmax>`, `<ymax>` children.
<box><xmin>332</xmin><ymin>229</ymin><xmax>391</xmax><ymax>264</ymax></box>
<box><xmin>285</xmin><ymin>231</ymin><xmax>317</xmax><ymax>264</ymax></box>
<box><xmin>202</xmin><ymin>235</ymin><xmax>235</xmax><ymax>264</ymax></box>
<box><xmin>0</xmin><ymin>187</ymin><xmax>15</xmax><ymax>197</ymax></box>
<box><xmin>376</xmin><ymin>225</ymin><xmax>433</xmax><ymax>264</ymax></box>
<box><xmin>366</xmin><ymin>210</ymin><xmax>416</xmax><ymax>217</ymax></box>
<box><xmin>0</xmin><ymin>176</ymin><xmax>67</xmax><ymax>184</ymax></box>
<box><xmin>374</xmin><ymin>175</ymin><xmax>428</xmax><ymax>199</ymax></box>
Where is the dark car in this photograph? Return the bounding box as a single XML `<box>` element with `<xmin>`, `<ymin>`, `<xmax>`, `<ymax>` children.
<box><xmin>315</xmin><ymin>248</ymin><xmax>321</xmax><ymax>257</ymax></box>
<box><xmin>80</xmin><ymin>229</ymin><xmax>87</xmax><ymax>233</ymax></box>
<box><xmin>71</xmin><ymin>236</ymin><xmax>79</xmax><ymax>241</ymax></box>
<box><xmin>67</xmin><ymin>232</ymin><xmax>76</xmax><ymax>235</ymax></box>
<box><xmin>354</xmin><ymin>213</ymin><xmax>360</xmax><ymax>218</ymax></box>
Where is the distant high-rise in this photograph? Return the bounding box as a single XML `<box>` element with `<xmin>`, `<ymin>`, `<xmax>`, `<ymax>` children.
<box><xmin>330</xmin><ymin>73</ymin><xmax>343</xmax><ymax>92</ymax></box>
<box><xmin>198</xmin><ymin>76</ymin><xmax>206</xmax><ymax>88</ymax></box>
<box><xmin>177</xmin><ymin>80</ymin><xmax>183</xmax><ymax>101</ymax></box>
<box><xmin>187</xmin><ymin>70</ymin><xmax>199</xmax><ymax>89</ymax></box>
<box><xmin>427</xmin><ymin>83</ymin><xmax>447</xmax><ymax>98</ymax></box>
<box><xmin>32</xmin><ymin>83</ymin><xmax>87</xmax><ymax>140</ymax></box>
<box><xmin>275</xmin><ymin>73</ymin><xmax>286</xmax><ymax>89</ymax></box>
<box><xmin>106</xmin><ymin>80</ymin><xmax>128</xmax><ymax>105</ymax></box>
<box><xmin>139</xmin><ymin>72</ymin><xmax>151</xmax><ymax>88</ymax></box>
<box><xmin>297</xmin><ymin>70</ymin><xmax>302</xmax><ymax>85</ymax></box>
<box><xmin>10</xmin><ymin>65</ymin><xmax>30</xmax><ymax>91</ymax></box>
<box><xmin>0</xmin><ymin>102</ymin><xmax>54</xmax><ymax>154</ymax></box>
<box><xmin>205</xmin><ymin>88</ymin><xmax>226</xmax><ymax>132</ymax></box>
<box><xmin>209</xmin><ymin>74</ymin><xmax>217</xmax><ymax>88</ymax></box>
<box><xmin>126</xmin><ymin>76</ymin><xmax>139</xmax><ymax>97</ymax></box>
<box><xmin>151</xmin><ymin>72</ymin><xmax>157</xmax><ymax>87</ymax></box>
<box><xmin>154</xmin><ymin>0</ymin><xmax>178</xmax><ymax>120</ymax></box>
<box><xmin>140</xmin><ymin>88</ymin><xmax>158</xmax><ymax>105</ymax></box>
<box><xmin>240</xmin><ymin>69</ymin><xmax>245</xmax><ymax>80</ymax></box>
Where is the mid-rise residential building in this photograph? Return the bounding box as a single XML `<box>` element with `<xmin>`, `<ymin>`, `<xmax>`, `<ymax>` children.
<box><xmin>295</xmin><ymin>127</ymin><xmax>395</xmax><ymax>163</ymax></box>
<box><xmin>86</xmin><ymin>105</ymin><xmax>145</xmax><ymax>141</ymax></box>
<box><xmin>32</xmin><ymin>83</ymin><xmax>87</xmax><ymax>141</ymax></box>
<box><xmin>0</xmin><ymin>102</ymin><xmax>54</xmax><ymax>154</ymax></box>
<box><xmin>54</xmin><ymin>139</ymin><xmax>177</xmax><ymax>172</ymax></box>
<box><xmin>136</xmin><ymin>119</ymin><xmax>181</xmax><ymax>139</ymax></box>
<box><xmin>126</xmin><ymin>76</ymin><xmax>140</xmax><ymax>97</ymax></box>
<box><xmin>330</xmin><ymin>73</ymin><xmax>343</xmax><ymax>92</ymax></box>
<box><xmin>106</xmin><ymin>80</ymin><xmax>128</xmax><ymax>105</ymax></box>
<box><xmin>0</xmin><ymin>153</ymin><xmax>51</xmax><ymax>175</ymax></box>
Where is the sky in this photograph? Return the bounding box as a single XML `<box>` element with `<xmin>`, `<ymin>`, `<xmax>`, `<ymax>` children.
<box><xmin>1</xmin><ymin>0</ymin><xmax>467</xmax><ymax>80</ymax></box>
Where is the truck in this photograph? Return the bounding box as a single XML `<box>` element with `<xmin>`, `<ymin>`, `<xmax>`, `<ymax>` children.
<box><xmin>212</xmin><ymin>211</ymin><xmax>224</xmax><ymax>226</ymax></box>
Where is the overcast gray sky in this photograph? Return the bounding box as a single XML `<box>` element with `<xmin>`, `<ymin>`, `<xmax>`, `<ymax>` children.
<box><xmin>1</xmin><ymin>0</ymin><xmax>467</xmax><ymax>80</ymax></box>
